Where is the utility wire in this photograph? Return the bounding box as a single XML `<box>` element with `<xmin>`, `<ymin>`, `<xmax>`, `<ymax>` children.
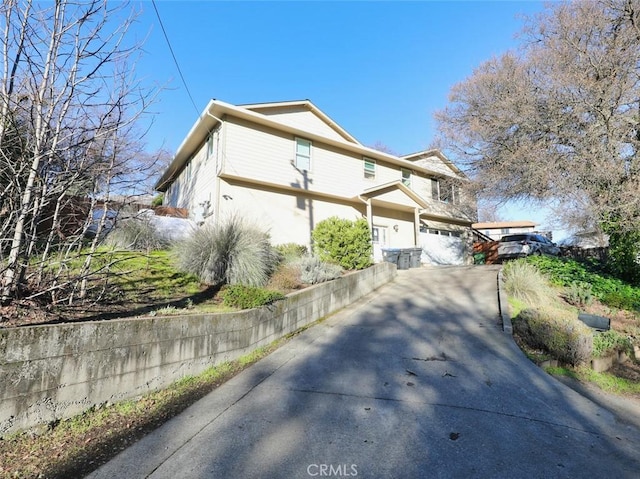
<box><xmin>151</xmin><ymin>0</ymin><xmax>200</xmax><ymax>115</ymax></box>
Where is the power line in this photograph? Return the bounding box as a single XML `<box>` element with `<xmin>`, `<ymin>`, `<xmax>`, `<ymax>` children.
<box><xmin>151</xmin><ymin>0</ymin><xmax>200</xmax><ymax>115</ymax></box>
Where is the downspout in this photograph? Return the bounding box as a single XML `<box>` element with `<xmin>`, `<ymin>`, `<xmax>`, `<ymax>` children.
<box><xmin>414</xmin><ymin>207</ymin><xmax>420</xmax><ymax>247</ymax></box>
<box><xmin>357</xmin><ymin>194</ymin><xmax>373</xmax><ymax>233</ymax></box>
<box><xmin>357</xmin><ymin>194</ymin><xmax>374</xmax><ymax>259</ymax></box>
<box><xmin>205</xmin><ymin>110</ymin><xmax>225</xmax><ymax>222</ymax></box>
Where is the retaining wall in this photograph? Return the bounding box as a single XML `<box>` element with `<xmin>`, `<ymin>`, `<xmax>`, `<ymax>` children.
<box><xmin>0</xmin><ymin>262</ymin><xmax>396</xmax><ymax>435</ymax></box>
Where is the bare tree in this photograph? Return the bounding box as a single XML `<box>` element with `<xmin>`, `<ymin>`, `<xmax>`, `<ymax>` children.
<box><xmin>0</xmin><ymin>0</ymin><xmax>158</xmax><ymax>305</ymax></box>
<box><xmin>435</xmin><ymin>0</ymin><xmax>640</xmax><ymax>236</ymax></box>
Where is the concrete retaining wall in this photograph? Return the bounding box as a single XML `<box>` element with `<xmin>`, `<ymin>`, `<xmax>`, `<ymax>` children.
<box><xmin>0</xmin><ymin>262</ymin><xmax>396</xmax><ymax>435</ymax></box>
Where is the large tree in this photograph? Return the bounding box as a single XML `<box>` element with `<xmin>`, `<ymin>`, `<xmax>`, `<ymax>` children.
<box><xmin>435</xmin><ymin>0</ymin><xmax>640</xmax><ymax>236</ymax></box>
<box><xmin>0</xmin><ymin>0</ymin><xmax>160</xmax><ymax>305</ymax></box>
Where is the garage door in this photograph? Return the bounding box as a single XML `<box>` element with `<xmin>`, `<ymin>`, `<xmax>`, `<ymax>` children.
<box><xmin>419</xmin><ymin>231</ymin><xmax>466</xmax><ymax>265</ymax></box>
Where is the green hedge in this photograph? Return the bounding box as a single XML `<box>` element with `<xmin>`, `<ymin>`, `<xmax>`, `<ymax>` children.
<box><xmin>311</xmin><ymin>217</ymin><xmax>372</xmax><ymax>270</ymax></box>
<box><xmin>221</xmin><ymin>285</ymin><xmax>284</xmax><ymax>309</ymax></box>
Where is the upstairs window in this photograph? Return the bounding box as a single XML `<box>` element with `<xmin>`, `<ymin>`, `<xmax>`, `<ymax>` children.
<box><xmin>431</xmin><ymin>178</ymin><xmax>460</xmax><ymax>204</ymax></box>
<box><xmin>401</xmin><ymin>168</ymin><xmax>411</xmax><ymax>187</ymax></box>
<box><xmin>295</xmin><ymin>138</ymin><xmax>312</xmax><ymax>171</ymax></box>
<box><xmin>364</xmin><ymin>158</ymin><xmax>376</xmax><ymax>179</ymax></box>
<box><xmin>431</xmin><ymin>178</ymin><xmax>439</xmax><ymax>200</ymax></box>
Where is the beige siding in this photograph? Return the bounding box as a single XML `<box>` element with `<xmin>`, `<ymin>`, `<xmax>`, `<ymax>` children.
<box><xmin>223</xmin><ymin>116</ymin><xmax>436</xmax><ymax>202</ymax></box>
<box><xmin>372</xmin><ymin>208</ymin><xmax>415</xmax><ymax>248</ymax></box>
<box><xmin>165</xmin><ymin>129</ymin><xmax>220</xmax><ymax>218</ymax></box>
<box><xmin>215</xmin><ymin>179</ymin><xmax>365</xmax><ymax>247</ymax></box>
<box><xmin>413</xmin><ymin>155</ymin><xmax>459</xmax><ymax>177</ymax></box>
<box><xmin>253</xmin><ymin>107</ymin><xmax>349</xmax><ymax>142</ymax></box>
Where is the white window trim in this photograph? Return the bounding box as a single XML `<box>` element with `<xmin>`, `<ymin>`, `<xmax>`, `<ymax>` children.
<box><xmin>295</xmin><ymin>137</ymin><xmax>312</xmax><ymax>171</ymax></box>
<box><xmin>364</xmin><ymin>157</ymin><xmax>376</xmax><ymax>179</ymax></box>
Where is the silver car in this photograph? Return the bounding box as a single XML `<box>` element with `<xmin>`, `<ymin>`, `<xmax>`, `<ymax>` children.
<box><xmin>497</xmin><ymin>233</ymin><xmax>560</xmax><ymax>260</ymax></box>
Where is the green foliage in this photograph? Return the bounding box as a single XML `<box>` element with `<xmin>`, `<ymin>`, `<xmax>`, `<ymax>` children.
<box><xmin>515</xmin><ymin>307</ymin><xmax>593</xmax><ymax>366</ymax></box>
<box><xmin>525</xmin><ymin>255</ymin><xmax>640</xmax><ymax>311</ymax></box>
<box><xmin>502</xmin><ymin>259</ymin><xmax>554</xmax><ymax>306</ymax></box>
<box><xmin>605</xmin><ymin>229</ymin><xmax>640</xmax><ymax>285</ymax></box>
<box><xmin>311</xmin><ymin>216</ymin><xmax>372</xmax><ymax>270</ymax></box>
<box><xmin>575</xmin><ymin>367</ymin><xmax>640</xmax><ymax>396</ymax></box>
<box><xmin>175</xmin><ymin>215</ymin><xmax>280</xmax><ymax>287</ymax></box>
<box><xmin>592</xmin><ymin>330</ymin><xmax>632</xmax><ymax>358</ymax></box>
<box><xmin>564</xmin><ymin>281</ymin><xmax>593</xmax><ymax>307</ymax></box>
<box><xmin>221</xmin><ymin>284</ymin><xmax>284</xmax><ymax>309</ymax></box>
<box><xmin>151</xmin><ymin>194</ymin><xmax>164</xmax><ymax>207</ymax></box>
<box><xmin>104</xmin><ymin>217</ymin><xmax>170</xmax><ymax>252</ymax></box>
<box><xmin>275</xmin><ymin>243</ymin><xmax>308</xmax><ymax>261</ymax></box>
<box><xmin>295</xmin><ymin>255</ymin><xmax>343</xmax><ymax>284</ymax></box>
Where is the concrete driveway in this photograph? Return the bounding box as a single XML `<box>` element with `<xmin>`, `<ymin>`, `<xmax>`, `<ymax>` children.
<box><xmin>88</xmin><ymin>266</ymin><xmax>640</xmax><ymax>478</ymax></box>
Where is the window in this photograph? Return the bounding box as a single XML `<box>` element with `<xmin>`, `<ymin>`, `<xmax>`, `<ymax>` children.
<box><xmin>401</xmin><ymin>168</ymin><xmax>411</xmax><ymax>187</ymax></box>
<box><xmin>372</xmin><ymin>226</ymin><xmax>387</xmax><ymax>245</ymax></box>
<box><xmin>364</xmin><ymin>158</ymin><xmax>376</xmax><ymax>179</ymax></box>
<box><xmin>431</xmin><ymin>177</ymin><xmax>460</xmax><ymax>204</ymax></box>
<box><xmin>431</xmin><ymin>178</ymin><xmax>439</xmax><ymax>200</ymax></box>
<box><xmin>295</xmin><ymin>138</ymin><xmax>312</xmax><ymax>171</ymax></box>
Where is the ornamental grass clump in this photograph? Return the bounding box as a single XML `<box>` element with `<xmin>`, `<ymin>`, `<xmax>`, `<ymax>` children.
<box><xmin>502</xmin><ymin>259</ymin><xmax>554</xmax><ymax>306</ymax></box>
<box><xmin>105</xmin><ymin>216</ymin><xmax>170</xmax><ymax>252</ymax></box>
<box><xmin>175</xmin><ymin>215</ymin><xmax>279</xmax><ymax>287</ymax></box>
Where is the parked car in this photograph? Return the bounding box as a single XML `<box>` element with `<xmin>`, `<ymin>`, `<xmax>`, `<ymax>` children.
<box><xmin>497</xmin><ymin>233</ymin><xmax>560</xmax><ymax>260</ymax></box>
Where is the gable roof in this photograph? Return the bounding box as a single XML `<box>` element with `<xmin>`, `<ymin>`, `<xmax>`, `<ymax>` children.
<box><xmin>402</xmin><ymin>149</ymin><xmax>465</xmax><ymax>177</ymax></box>
<box><xmin>239</xmin><ymin>100</ymin><xmax>360</xmax><ymax>144</ymax></box>
<box><xmin>155</xmin><ymin>100</ymin><xmax>468</xmax><ymax>191</ymax></box>
<box><xmin>357</xmin><ymin>180</ymin><xmax>429</xmax><ymax>210</ymax></box>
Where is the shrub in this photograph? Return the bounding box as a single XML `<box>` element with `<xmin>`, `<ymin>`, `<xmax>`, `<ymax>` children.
<box><xmin>174</xmin><ymin>215</ymin><xmax>279</xmax><ymax>287</ymax></box>
<box><xmin>311</xmin><ymin>216</ymin><xmax>372</xmax><ymax>270</ymax></box>
<box><xmin>525</xmin><ymin>255</ymin><xmax>640</xmax><ymax>311</ymax></box>
<box><xmin>294</xmin><ymin>255</ymin><xmax>343</xmax><ymax>284</ymax></box>
<box><xmin>267</xmin><ymin>263</ymin><xmax>302</xmax><ymax>291</ymax></box>
<box><xmin>151</xmin><ymin>194</ymin><xmax>164</xmax><ymax>207</ymax></box>
<box><xmin>104</xmin><ymin>216</ymin><xmax>170</xmax><ymax>251</ymax></box>
<box><xmin>605</xmin><ymin>229</ymin><xmax>640</xmax><ymax>285</ymax></box>
<box><xmin>593</xmin><ymin>330</ymin><xmax>633</xmax><ymax>358</ymax></box>
<box><xmin>502</xmin><ymin>259</ymin><xmax>554</xmax><ymax>306</ymax></box>
<box><xmin>221</xmin><ymin>284</ymin><xmax>284</xmax><ymax>309</ymax></box>
<box><xmin>515</xmin><ymin>307</ymin><xmax>593</xmax><ymax>366</ymax></box>
<box><xmin>564</xmin><ymin>281</ymin><xmax>593</xmax><ymax>307</ymax></box>
<box><xmin>275</xmin><ymin>243</ymin><xmax>308</xmax><ymax>261</ymax></box>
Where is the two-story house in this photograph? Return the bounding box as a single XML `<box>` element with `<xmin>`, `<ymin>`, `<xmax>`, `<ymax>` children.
<box><xmin>155</xmin><ymin>99</ymin><xmax>476</xmax><ymax>264</ymax></box>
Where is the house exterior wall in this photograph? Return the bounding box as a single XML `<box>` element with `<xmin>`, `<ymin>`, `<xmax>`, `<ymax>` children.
<box><xmin>221</xmin><ymin>117</ymin><xmax>428</xmax><ymax>200</ymax></box>
<box><xmin>371</xmin><ymin>208</ymin><xmax>416</xmax><ymax>248</ymax></box>
<box><xmin>215</xmin><ymin>178</ymin><xmax>365</xmax><ymax>248</ymax></box>
<box><xmin>165</xmin><ymin>127</ymin><xmax>220</xmax><ymax>219</ymax></box>
<box><xmin>246</xmin><ymin>106</ymin><xmax>348</xmax><ymax>142</ymax></box>
<box><xmin>159</xmin><ymin>101</ymin><xmax>476</xmax><ymax>265</ymax></box>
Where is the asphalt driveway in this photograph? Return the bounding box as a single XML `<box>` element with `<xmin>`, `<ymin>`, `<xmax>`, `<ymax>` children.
<box><xmin>87</xmin><ymin>265</ymin><xmax>640</xmax><ymax>478</ymax></box>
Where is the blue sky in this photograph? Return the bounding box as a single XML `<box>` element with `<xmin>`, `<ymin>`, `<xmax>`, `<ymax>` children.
<box><xmin>132</xmin><ymin>0</ymin><xmax>563</xmax><ymax>235</ymax></box>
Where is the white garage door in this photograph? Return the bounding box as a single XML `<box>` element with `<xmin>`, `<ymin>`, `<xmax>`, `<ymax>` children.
<box><xmin>419</xmin><ymin>231</ymin><xmax>466</xmax><ymax>265</ymax></box>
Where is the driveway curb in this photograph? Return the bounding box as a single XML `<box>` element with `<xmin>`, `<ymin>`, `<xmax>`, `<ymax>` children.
<box><xmin>497</xmin><ymin>268</ymin><xmax>513</xmax><ymax>334</ymax></box>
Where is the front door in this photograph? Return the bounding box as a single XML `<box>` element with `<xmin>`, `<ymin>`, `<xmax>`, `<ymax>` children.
<box><xmin>372</xmin><ymin>226</ymin><xmax>388</xmax><ymax>262</ymax></box>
